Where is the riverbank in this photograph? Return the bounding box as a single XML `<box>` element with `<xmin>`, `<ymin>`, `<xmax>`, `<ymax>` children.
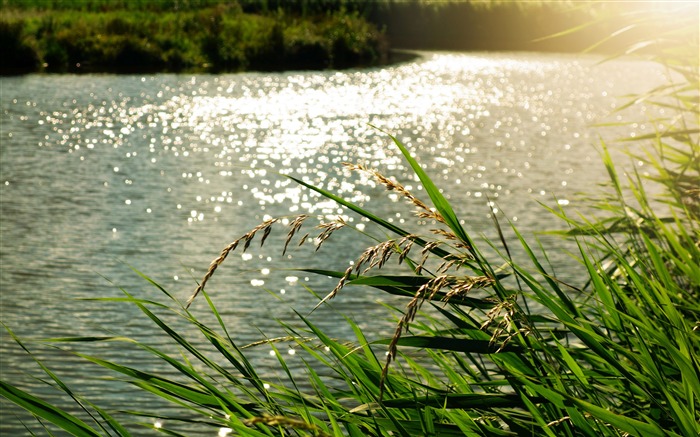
<box><xmin>5</xmin><ymin>1</ymin><xmax>694</xmax><ymax>75</ymax></box>
<box><xmin>0</xmin><ymin>5</ymin><xmax>388</xmax><ymax>74</ymax></box>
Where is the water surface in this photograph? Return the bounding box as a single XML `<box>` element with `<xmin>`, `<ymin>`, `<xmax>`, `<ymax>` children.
<box><xmin>0</xmin><ymin>51</ymin><xmax>666</xmax><ymax>435</ymax></box>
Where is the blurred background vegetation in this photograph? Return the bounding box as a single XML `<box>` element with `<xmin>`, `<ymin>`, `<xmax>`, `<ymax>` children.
<box><xmin>0</xmin><ymin>0</ymin><xmax>387</xmax><ymax>74</ymax></box>
<box><xmin>3</xmin><ymin>0</ymin><xmax>692</xmax><ymax>74</ymax></box>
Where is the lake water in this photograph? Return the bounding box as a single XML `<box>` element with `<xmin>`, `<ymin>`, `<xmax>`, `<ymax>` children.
<box><xmin>0</xmin><ymin>51</ymin><xmax>666</xmax><ymax>435</ymax></box>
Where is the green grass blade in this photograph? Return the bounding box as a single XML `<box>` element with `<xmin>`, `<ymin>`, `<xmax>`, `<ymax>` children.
<box><xmin>0</xmin><ymin>381</ymin><xmax>102</xmax><ymax>437</ymax></box>
<box><xmin>373</xmin><ymin>336</ymin><xmax>521</xmax><ymax>354</ymax></box>
<box><xmin>376</xmin><ymin>127</ymin><xmax>473</xmax><ymax>250</ymax></box>
<box><xmin>362</xmin><ymin>392</ymin><xmax>534</xmax><ymax>410</ymax></box>
<box><xmin>284</xmin><ymin>175</ymin><xmax>455</xmax><ymax>260</ymax></box>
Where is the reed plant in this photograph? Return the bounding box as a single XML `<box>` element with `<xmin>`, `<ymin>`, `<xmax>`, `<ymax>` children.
<box><xmin>1</xmin><ymin>3</ymin><xmax>698</xmax><ymax>436</ymax></box>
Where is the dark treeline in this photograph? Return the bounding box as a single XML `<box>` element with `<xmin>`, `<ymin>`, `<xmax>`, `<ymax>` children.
<box><xmin>372</xmin><ymin>2</ymin><xmax>597</xmax><ymax>52</ymax></box>
<box><xmin>372</xmin><ymin>1</ymin><xmax>699</xmax><ymax>53</ymax></box>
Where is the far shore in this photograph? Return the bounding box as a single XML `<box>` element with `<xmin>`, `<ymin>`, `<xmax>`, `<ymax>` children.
<box><xmin>2</xmin><ymin>1</ymin><xmax>684</xmax><ymax>76</ymax></box>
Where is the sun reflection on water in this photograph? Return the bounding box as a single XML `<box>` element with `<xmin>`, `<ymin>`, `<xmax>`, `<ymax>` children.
<box><xmin>0</xmin><ymin>50</ymin><xmax>670</xmax><ymax>435</ymax></box>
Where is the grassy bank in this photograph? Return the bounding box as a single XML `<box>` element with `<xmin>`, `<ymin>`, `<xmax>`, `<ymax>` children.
<box><xmin>4</xmin><ymin>1</ymin><xmax>695</xmax><ymax>75</ymax></box>
<box><xmin>0</xmin><ymin>4</ymin><xmax>387</xmax><ymax>74</ymax></box>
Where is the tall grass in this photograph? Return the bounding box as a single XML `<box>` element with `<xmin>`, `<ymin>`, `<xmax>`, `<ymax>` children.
<box><xmin>1</xmin><ymin>4</ymin><xmax>698</xmax><ymax>437</ymax></box>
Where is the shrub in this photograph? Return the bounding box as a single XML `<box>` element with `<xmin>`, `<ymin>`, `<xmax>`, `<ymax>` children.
<box><xmin>0</xmin><ymin>5</ymin><xmax>388</xmax><ymax>74</ymax></box>
<box><xmin>283</xmin><ymin>20</ymin><xmax>331</xmax><ymax>70</ymax></box>
<box><xmin>0</xmin><ymin>18</ymin><xmax>40</xmax><ymax>73</ymax></box>
<box><xmin>323</xmin><ymin>11</ymin><xmax>386</xmax><ymax>68</ymax></box>
<box><xmin>98</xmin><ymin>35</ymin><xmax>165</xmax><ymax>72</ymax></box>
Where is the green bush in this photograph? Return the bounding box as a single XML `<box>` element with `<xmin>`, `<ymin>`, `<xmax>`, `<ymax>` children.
<box><xmin>280</xmin><ymin>18</ymin><xmax>330</xmax><ymax>70</ymax></box>
<box><xmin>0</xmin><ymin>18</ymin><xmax>40</xmax><ymax>73</ymax></box>
<box><xmin>323</xmin><ymin>11</ymin><xmax>385</xmax><ymax>67</ymax></box>
<box><xmin>41</xmin><ymin>37</ymin><xmax>68</xmax><ymax>72</ymax></box>
<box><xmin>0</xmin><ymin>5</ymin><xmax>388</xmax><ymax>74</ymax></box>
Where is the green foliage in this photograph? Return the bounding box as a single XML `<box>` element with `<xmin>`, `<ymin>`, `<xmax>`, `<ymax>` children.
<box><xmin>0</xmin><ymin>16</ymin><xmax>40</xmax><ymax>73</ymax></box>
<box><xmin>4</xmin><ymin>0</ymin><xmax>677</xmax><ymax>67</ymax></box>
<box><xmin>1</xmin><ymin>3</ymin><xmax>698</xmax><ymax>436</ymax></box>
<box><xmin>1</xmin><ymin>0</ymin><xmax>232</xmax><ymax>12</ymax></box>
<box><xmin>0</xmin><ymin>5</ymin><xmax>387</xmax><ymax>73</ymax></box>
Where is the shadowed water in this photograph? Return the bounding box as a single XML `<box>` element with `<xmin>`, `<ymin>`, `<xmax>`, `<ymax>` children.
<box><xmin>0</xmin><ymin>52</ymin><xmax>665</xmax><ymax>435</ymax></box>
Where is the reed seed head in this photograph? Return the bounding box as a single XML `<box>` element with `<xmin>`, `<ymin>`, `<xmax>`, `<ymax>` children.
<box><xmin>315</xmin><ymin>218</ymin><xmax>346</xmax><ymax>251</ymax></box>
<box><xmin>283</xmin><ymin>214</ymin><xmax>309</xmax><ymax>255</ymax></box>
<box><xmin>344</xmin><ymin>162</ymin><xmax>446</xmax><ymax>223</ymax></box>
<box><xmin>243</xmin><ymin>415</ymin><xmax>330</xmax><ymax>436</ymax></box>
<box><xmin>187</xmin><ymin>218</ymin><xmax>278</xmax><ymax>308</ymax></box>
